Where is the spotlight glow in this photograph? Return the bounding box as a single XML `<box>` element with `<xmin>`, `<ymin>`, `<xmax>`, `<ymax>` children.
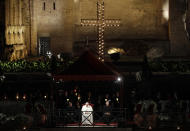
<box><xmin>44</xmin><ymin>95</ymin><xmax>47</xmax><ymax>99</ymax></box>
<box><xmin>74</xmin><ymin>0</ymin><xmax>78</xmax><ymax>3</ymax></box>
<box><xmin>117</xmin><ymin>77</ymin><xmax>122</xmax><ymax>82</ymax></box>
<box><xmin>108</xmin><ymin>48</ymin><xmax>125</xmax><ymax>55</ymax></box>
<box><xmin>162</xmin><ymin>0</ymin><xmax>169</xmax><ymax>21</ymax></box>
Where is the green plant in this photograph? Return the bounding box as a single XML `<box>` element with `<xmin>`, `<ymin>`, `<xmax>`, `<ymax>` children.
<box><xmin>0</xmin><ymin>59</ymin><xmax>73</xmax><ymax>73</ymax></box>
<box><xmin>149</xmin><ymin>61</ymin><xmax>190</xmax><ymax>72</ymax></box>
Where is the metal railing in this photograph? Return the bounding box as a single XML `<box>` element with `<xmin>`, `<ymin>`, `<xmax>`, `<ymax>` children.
<box><xmin>50</xmin><ymin>108</ymin><xmax>127</xmax><ymax>127</ymax></box>
<box><xmin>2</xmin><ymin>104</ymin><xmax>190</xmax><ymax>129</ymax></box>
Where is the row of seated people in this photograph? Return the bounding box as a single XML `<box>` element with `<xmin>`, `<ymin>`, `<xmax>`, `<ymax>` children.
<box><xmin>133</xmin><ymin>98</ymin><xmax>190</xmax><ymax>127</ymax></box>
<box><xmin>56</xmin><ymin>91</ymin><xmax>121</xmax><ymax>110</ymax></box>
<box><xmin>57</xmin><ymin>101</ymin><xmax>115</xmax><ymax>125</ymax></box>
<box><xmin>134</xmin><ymin>99</ymin><xmax>190</xmax><ymax>114</ymax></box>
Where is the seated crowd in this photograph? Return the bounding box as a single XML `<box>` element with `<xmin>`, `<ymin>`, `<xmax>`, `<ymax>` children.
<box><xmin>132</xmin><ymin>92</ymin><xmax>190</xmax><ymax>127</ymax></box>
<box><xmin>134</xmin><ymin>93</ymin><xmax>190</xmax><ymax>114</ymax></box>
<box><xmin>56</xmin><ymin>90</ymin><xmax>120</xmax><ymax>110</ymax></box>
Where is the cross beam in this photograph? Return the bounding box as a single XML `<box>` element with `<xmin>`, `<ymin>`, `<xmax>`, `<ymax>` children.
<box><xmin>81</xmin><ymin>1</ymin><xmax>121</xmax><ymax>62</ymax></box>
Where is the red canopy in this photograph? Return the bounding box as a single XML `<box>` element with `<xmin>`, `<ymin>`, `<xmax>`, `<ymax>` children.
<box><xmin>53</xmin><ymin>50</ymin><xmax>121</xmax><ymax>81</ymax></box>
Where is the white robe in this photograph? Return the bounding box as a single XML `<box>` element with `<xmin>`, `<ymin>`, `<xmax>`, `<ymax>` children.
<box><xmin>81</xmin><ymin>104</ymin><xmax>93</xmax><ymax>125</ymax></box>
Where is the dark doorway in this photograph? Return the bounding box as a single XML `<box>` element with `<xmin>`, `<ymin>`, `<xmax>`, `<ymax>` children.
<box><xmin>39</xmin><ymin>37</ymin><xmax>50</xmax><ymax>56</ymax></box>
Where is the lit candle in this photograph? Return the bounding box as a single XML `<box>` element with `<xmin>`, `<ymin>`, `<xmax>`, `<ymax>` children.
<box><xmin>116</xmin><ymin>98</ymin><xmax>119</xmax><ymax>101</ymax></box>
<box><xmin>16</xmin><ymin>93</ymin><xmax>19</xmax><ymax>100</ymax></box>
<box><xmin>23</xmin><ymin>94</ymin><xmax>26</xmax><ymax>100</ymax></box>
<box><xmin>44</xmin><ymin>95</ymin><xmax>47</xmax><ymax>99</ymax></box>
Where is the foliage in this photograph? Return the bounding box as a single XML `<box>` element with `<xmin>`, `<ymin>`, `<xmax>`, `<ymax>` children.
<box><xmin>149</xmin><ymin>61</ymin><xmax>190</xmax><ymax>72</ymax></box>
<box><xmin>0</xmin><ymin>58</ymin><xmax>75</xmax><ymax>73</ymax></box>
<box><xmin>4</xmin><ymin>58</ymin><xmax>190</xmax><ymax>73</ymax></box>
<box><xmin>0</xmin><ymin>60</ymin><xmax>51</xmax><ymax>73</ymax></box>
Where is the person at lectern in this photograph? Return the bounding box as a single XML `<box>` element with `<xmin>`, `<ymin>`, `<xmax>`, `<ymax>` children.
<box><xmin>81</xmin><ymin>102</ymin><xmax>93</xmax><ymax>125</ymax></box>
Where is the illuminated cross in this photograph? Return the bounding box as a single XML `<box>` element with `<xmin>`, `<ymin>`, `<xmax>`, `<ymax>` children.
<box><xmin>81</xmin><ymin>1</ymin><xmax>121</xmax><ymax>62</ymax></box>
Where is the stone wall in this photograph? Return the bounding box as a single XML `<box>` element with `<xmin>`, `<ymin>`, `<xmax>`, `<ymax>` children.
<box><xmin>34</xmin><ymin>0</ymin><xmax>74</xmax><ymax>54</ymax></box>
<box><xmin>22</xmin><ymin>0</ymin><xmax>37</xmax><ymax>56</ymax></box>
<box><xmin>34</xmin><ymin>0</ymin><xmax>169</xmax><ymax>55</ymax></box>
<box><xmin>2</xmin><ymin>0</ymin><xmax>190</xmax><ymax>58</ymax></box>
<box><xmin>74</xmin><ymin>39</ymin><xmax>170</xmax><ymax>57</ymax></box>
<box><xmin>75</xmin><ymin>0</ymin><xmax>169</xmax><ymax>41</ymax></box>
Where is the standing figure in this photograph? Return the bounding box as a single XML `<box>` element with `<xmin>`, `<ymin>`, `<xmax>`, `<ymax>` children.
<box><xmin>103</xmin><ymin>101</ymin><xmax>112</xmax><ymax>125</ymax></box>
<box><xmin>65</xmin><ymin>102</ymin><xmax>75</xmax><ymax>124</ymax></box>
<box><xmin>102</xmin><ymin>93</ymin><xmax>112</xmax><ymax>105</ymax></box>
<box><xmin>63</xmin><ymin>91</ymin><xmax>70</xmax><ymax>108</ymax></box>
<box><xmin>113</xmin><ymin>92</ymin><xmax>120</xmax><ymax>108</ymax></box>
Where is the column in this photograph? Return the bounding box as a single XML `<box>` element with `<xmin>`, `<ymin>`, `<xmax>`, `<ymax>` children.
<box><xmin>19</xmin><ymin>0</ymin><xmax>22</xmax><ymax>25</ymax></box>
<box><xmin>10</xmin><ymin>0</ymin><xmax>13</xmax><ymax>25</ymax></box>
<box><xmin>13</xmin><ymin>0</ymin><xmax>16</xmax><ymax>25</ymax></box>
<box><xmin>16</xmin><ymin>0</ymin><xmax>19</xmax><ymax>25</ymax></box>
<box><xmin>31</xmin><ymin>0</ymin><xmax>38</xmax><ymax>55</ymax></box>
<box><xmin>5</xmin><ymin>0</ymin><xmax>10</xmax><ymax>25</ymax></box>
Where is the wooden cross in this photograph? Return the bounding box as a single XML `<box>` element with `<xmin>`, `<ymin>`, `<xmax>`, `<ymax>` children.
<box><xmin>81</xmin><ymin>1</ymin><xmax>121</xmax><ymax>62</ymax></box>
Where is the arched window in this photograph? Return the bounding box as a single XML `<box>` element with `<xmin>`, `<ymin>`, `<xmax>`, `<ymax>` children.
<box><xmin>53</xmin><ymin>2</ymin><xmax>56</xmax><ymax>10</ymax></box>
<box><xmin>43</xmin><ymin>2</ymin><xmax>46</xmax><ymax>11</ymax></box>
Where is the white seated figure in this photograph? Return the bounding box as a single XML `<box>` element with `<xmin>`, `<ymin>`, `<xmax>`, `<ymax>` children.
<box><xmin>81</xmin><ymin>102</ymin><xmax>93</xmax><ymax>125</ymax></box>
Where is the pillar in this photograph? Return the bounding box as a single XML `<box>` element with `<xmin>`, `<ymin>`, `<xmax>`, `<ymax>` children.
<box><xmin>30</xmin><ymin>0</ymin><xmax>38</xmax><ymax>56</ymax></box>
<box><xmin>5</xmin><ymin>0</ymin><xmax>28</xmax><ymax>60</ymax></box>
<box><xmin>19</xmin><ymin>0</ymin><xmax>22</xmax><ymax>25</ymax></box>
<box><xmin>169</xmin><ymin>0</ymin><xmax>190</xmax><ymax>56</ymax></box>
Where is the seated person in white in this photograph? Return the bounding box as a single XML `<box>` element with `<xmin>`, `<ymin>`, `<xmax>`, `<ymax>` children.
<box><xmin>81</xmin><ymin>102</ymin><xmax>93</xmax><ymax>125</ymax></box>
